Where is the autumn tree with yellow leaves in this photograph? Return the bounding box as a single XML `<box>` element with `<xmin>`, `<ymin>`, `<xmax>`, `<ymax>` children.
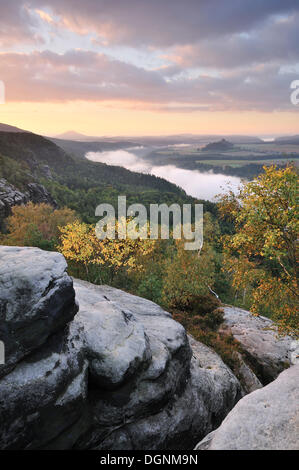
<box><xmin>58</xmin><ymin>219</ymin><xmax>158</xmax><ymax>283</ymax></box>
<box><xmin>218</xmin><ymin>165</ymin><xmax>299</xmax><ymax>336</ymax></box>
<box><xmin>1</xmin><ymin>202</ymin><xmax>77</xmax><ymax>250</ymax></box>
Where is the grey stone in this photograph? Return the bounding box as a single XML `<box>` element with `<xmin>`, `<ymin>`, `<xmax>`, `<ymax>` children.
<box><xmin>0</xmin><ymin>321</ymin><xmax>87</xmax><ymax>450</ymax></box>
<box><xmin>221</xmin><ymin>306</ymin><xmax>299</xmax><ymax>383</ymax></box>
<box><xmin>75</xmin><ymin>329</ymin><xmax>241</xmax><ymax>450</ymax></box>
<box><xmin>234</xmin><ymin>352</ymin><xmax>263</xmax><ymax>395</ymax></box>
<box><xmin>85</xmin><ymin>283</ymin><xmax>172</xmax><ymax>318</ymax></box>
<box><xmin>27</xmin><ymin>183</ymin><xmax>57</xmax><ymax>207</ymax></box>
<box><xmin>73</xmin><ymin>280</ymin><xmax>151</xmax><ymax>389</ymax></box>
<box><xmin>0</xmin><ymin>246</ymin><xmax>78</xmax><ymax>378</ymax></box>
<box><xmin>0</xmin><ymin>251</ymin><xmax>243</xmax><ymax>450</ymax></box>
<box><xmin>195</xmin><ymin>365</ymin><xmax>299</xmax><ymax>450</ymax></box>
<box><xmin>0</xmin><ymin>179</ymin><xmax>57</xmax><ymax>229</ymax></box>
<box><xmin>0</xmin><ymin>178</ymin><xmax>28</xmax><ymax>221</ymax></box>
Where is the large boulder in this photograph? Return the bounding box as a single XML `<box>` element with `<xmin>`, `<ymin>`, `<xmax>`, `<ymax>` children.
<box><xmin>220</xmin><ymin>306</ymin><xmax>299</xmax><ymax>383</ymax></box>
<box><xmin>73</xmin><ymin>280</ymin><xmax>152</xmax><ymax>390</ymax></box>
<box><xmin>195</xmin><ymin>365</ymin><xmax>299</xmax><ymax>450</ymax></box>
<box><xmin>0</xmin><ymin>248</ymin><xmax>242</xmax><ymax>450</ymax></box>
<box><xmin>0</xmin><ymin>321</ymin><xmax>87</xmax><ymax>450</ymax></box>
<box><xmin>71</xmin><ymin>280</ymin><xmax>241</xmax><ymax>450</ymax></box>
<box><xmin>0</xmin><ymin>246</ymin><xmax>78</xmax><ymax>379</ymax></box>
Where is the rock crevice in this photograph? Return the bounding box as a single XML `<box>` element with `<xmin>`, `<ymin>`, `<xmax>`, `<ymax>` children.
<box><xmin>1</xmin><ymin>247</ymin><xmax>297</xmax><ymax>450</ymax></box>
<box><xmin>195</xmin><ymin>365</ymin><xmax>299</xmax><ymax>450</ymax></box>
<box><xmin>0</xmin><ymin>247</ymin><xmax>241</xmax><ymax>450</ymax></box>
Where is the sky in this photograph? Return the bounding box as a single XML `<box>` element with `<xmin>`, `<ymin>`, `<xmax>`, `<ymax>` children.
<box><xmin>0</xmin><ymin>0</ymin><xmax>298</xmax><ymax>136</ymax></box>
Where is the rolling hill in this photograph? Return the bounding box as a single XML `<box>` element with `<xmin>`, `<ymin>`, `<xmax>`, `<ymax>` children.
<box><xmin>275</xmin><ymin>135</ymin><xmax>299</xmax><ymax>145</ymax></box>
<box><xmin>0</xmin><ymin>126</ymin><xmax>197</xmax><ymax>224</ymax></box>
<box><xmin>0</xmin><ymin>123</ymin><xmax>30</xmax><ymax>133</ymax></box>
<box><xmin>49</xmin><ymin>137</ymin><xmax>140</xmax><ymax>159</ymax></box>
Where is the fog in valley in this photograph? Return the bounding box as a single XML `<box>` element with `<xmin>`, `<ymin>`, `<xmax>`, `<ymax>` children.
<box><xmin>86</xmin><ymin>149</ymin><xmax>242</xmax><ymax>200</ymax></box>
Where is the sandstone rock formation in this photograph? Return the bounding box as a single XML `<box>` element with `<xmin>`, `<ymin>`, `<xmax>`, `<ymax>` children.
<box><xmin>0</xmin><ymin>179</ymin><xmax>57</xmax><ymax>229</ymax></box>
<box><xmin>232</xmin><ymin>351</ymin><xmax>263</xmax><ymax>394</ymax></box>
<box><xmin>0</xmin><ymin>322</ymin><xmax>87</xmax><ymax>449</ymax></box>
<box><xmin>27</xmin><ymin>182</ymin><xmax>57</xmax><ymax>206</ymax></box>
<box><xmin>1</xmin><ymin>247</ymin><xmax>297</xmax><ymax>450</ymax></box>
<box><xmin>0</xmin><ymin>246</ymin><xmax>78</xmax><ymax>379</ymax></box>
<box><xmin>220</xmin><ymin>306</ymin><xmax>299</xmax><ymax>384</ymax></box>
<box><xmin>73</xmin><ymin>281</ymin><xmax>241</xmax><ymax>450</ymax></box>
<box><xmin>0</xmin><ymin>178</ymin><xmax>28</xmax><ymax>221</ymax></box>
<box><xmin>0</xmin><ymin>247</ymin><xmax>241</xmax><ymax>450</ymax></box>
<box><xmin>195</xmin><ymin>365</ymin><xmax>299</xmax><ymax>450</ymax></box>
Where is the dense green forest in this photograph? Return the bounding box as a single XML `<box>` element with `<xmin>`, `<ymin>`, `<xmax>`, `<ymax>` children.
<box><xmin>0</xmin><ymin>131</ymin><xmax>206</xmax><ymax>223</ymax></box>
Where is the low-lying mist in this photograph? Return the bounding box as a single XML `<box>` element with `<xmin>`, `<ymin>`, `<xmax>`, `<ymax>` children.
<box><xmin>86</xmin><ymin>150</ymin><xmax>151</xmax><ymax>173</ymax></box>
<box><xmin>86</xmin><ymin>150</ymin><xmax>242</xmax><ymax>200</ymax></box>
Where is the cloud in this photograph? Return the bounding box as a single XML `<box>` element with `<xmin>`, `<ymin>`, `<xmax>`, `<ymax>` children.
<box><xmin>1</xmin><ymin>1</ymin><xmax>298</xmax><ymax>50</ymax></box>
<box><xmin>0</xmin><ymin>2</ymin><xmax>44</xmax><ymax>47</ymax></box>
<box><xmin>0</xmin><ymin>49</ymin><xmax>168</xmax><ymax>102</ymax></box>
<box><xmin>0</xmin><ymin>1</ymin><xmax>298</xmax><ymax>113</ymax></box>
<box><xmin>21</xmin><ymin>0</ymin><xmax>299</xmax><ymax>47</ymax></box>
<box><xmin>0</xmin><ymin>49</ymin><xmax>298</xmax><ymax>112</ymax></box>
<box><xmin>166</xmin><ymin>13</ymin><xmax>299</xmax><ymax>69</ymax></box>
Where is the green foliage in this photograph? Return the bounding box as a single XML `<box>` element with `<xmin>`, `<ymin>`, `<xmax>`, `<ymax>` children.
<box><xmin>136</xmin><ymin>274</ymin><xmax>163</xmax><ymax>305</ymax></box>
<box><xmin>172</xmin><ymin>300</ymin><xmax>242</xmax><ymax>371</ymax></box>
<box><xmin>0</xmin><ymin>131</ymin><xmax>199</xmax><ymax>224</ymax></box>
<box><xmin>1</xmin><ymin>203</ymin><xmax>77</xmax><ymax>250</ymax></box>
<box><xmin>1</xmin><ymin>131</ymin><xmax>296</xmax><ymax>364</ymax></box>
<box><xmin>218</xmin><ymin>165</ymin><xmax>299</xmax><ymax>336</ymax></box>
<box><xmin>171</xmin><ymin>293</ymin><xmax>220</xmax><ymax>316</ymax></box>
<box><xmin>0</xmin><ymin>154</ymin><xmax>33</xmax><ymax>190</ymax></box>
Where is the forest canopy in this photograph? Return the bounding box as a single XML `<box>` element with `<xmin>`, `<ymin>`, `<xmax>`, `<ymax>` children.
<box><xmin>1</xmin><ymin>165</ymin><xmax>298</xmax><ymax>346</ymax></box>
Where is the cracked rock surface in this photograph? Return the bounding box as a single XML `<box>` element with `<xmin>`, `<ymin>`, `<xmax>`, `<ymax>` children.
<box><xmin>195</xmin><ymin>365</ymin><xmax>299</xmax><ymax>450</ymax></box>
<box><xmin>220</xmin><ymin>306</ymin><xmax>299</xmax><ymax>383</ymax></box>
<box><xmin>0</xmin><ymin>247</ymin><xmax>242</xmax><ymax>449</ymax></box>
<box><xmin>0</xmin><ymin>246</ymin><xmax>77</xmax><ymax>379</ymax></box>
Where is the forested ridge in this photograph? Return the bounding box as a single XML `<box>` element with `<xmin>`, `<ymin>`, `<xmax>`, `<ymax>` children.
<box><xmin>0</xmin><ymin>131</ymin><xmax>200</xmax><ymax>223</ymax></box>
